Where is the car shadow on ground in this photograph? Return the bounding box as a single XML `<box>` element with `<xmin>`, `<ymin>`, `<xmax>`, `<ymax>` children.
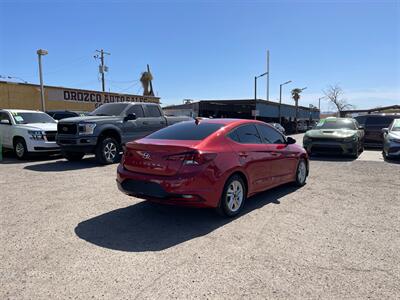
<box><xmin>74</xmin><ymin>184</ymin><xmax>299</xmax><ymax>252</ymax></box>
<box><xmin>23</xmin><ymin>156</ymin><xmax>102</xmax><ymax>172</ymax></box>
<box><xmin>309</xmin><ymin>154</ymin><xmax>356</xmax><ymax>162</ymax></box>
<box><xmin>0</xmin><ymin>150</ymin><xmax>62</xmax><ymax>165</ymax></box>
<box><xmin>384</xmin><ymin>157</ymin><xmax>400</xmax><ymax>164</ymax></box>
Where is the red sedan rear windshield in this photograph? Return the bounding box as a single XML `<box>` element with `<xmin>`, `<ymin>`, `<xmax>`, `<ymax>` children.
<box><xmin>147</xmin><ymin>121</ymin><xmax>224</xmax><ymax>140</ymax></box>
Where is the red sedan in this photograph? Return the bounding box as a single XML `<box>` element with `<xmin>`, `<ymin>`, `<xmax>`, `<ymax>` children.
<box><xmin>117</xmin><ymin>118</ymin><xmax>309</xmax><ymax>217</ymax></box>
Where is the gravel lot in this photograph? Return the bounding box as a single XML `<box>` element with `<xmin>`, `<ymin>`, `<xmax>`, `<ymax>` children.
<box><xmin>1</xmin><ymin>134</ymin><xmax>400</xmax><ymax>299</ymax></box>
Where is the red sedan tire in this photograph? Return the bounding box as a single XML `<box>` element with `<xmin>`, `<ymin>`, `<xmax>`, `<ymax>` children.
<box><xmin>294</xmin><ymin>158</ymin><xmax>308</xmax><ymax>187</ymax></box>
<box><xmin>217</xmin><ymin>175</ymin><xmax>247</xmax><ymax>217</ymax></box>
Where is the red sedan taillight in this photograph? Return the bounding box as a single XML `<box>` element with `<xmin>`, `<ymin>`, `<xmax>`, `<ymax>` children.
<box><xmin>183</xmin><ymin>151</ymin><xmax>217</xmax><ymax>165</ymax></box>
<box><xmin>166</xmin><ymin>151</ymin><xmax>217</xmax><ymax>166</ymax></box>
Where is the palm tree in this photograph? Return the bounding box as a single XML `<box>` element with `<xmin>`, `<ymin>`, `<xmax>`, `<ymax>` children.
<box><xmin>291</xmin><ymin>88</ymin><xmax>303</xmax><ymax>133</ymax></box>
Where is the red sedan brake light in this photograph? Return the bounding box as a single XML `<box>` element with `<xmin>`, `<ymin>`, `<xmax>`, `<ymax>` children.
<box><xmin>166</xmin><ymin>151</ymin><xmax>217</xmax><ymax>166</ymax></box>
<box><xmin>184</xmin><ymin>151</ymin><xmax>217</xmax><ymax>165</ymax></box>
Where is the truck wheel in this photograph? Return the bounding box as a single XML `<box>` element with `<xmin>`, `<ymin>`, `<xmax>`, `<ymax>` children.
<box><xmin>14</xmin><ymin>138</ymin><xmax>29</xmax><ymax>160</ymax></box>
<box><xmin>95</xmin><ymin>136</ymin><xmax>121</xmax><ymax>164</ymax></box>
<box><xmin>63</xmin><ymin>151</ymin><xmax>85</xmax><ymax>162</ymax></box>
<box><xmin>382</xmin><ymin>150</ymin><xmax>390</xmax><ymax>160</ymax></box>
<box><xmin>351</xmin><ymin>145</ymin><xmax>360</xmax><ymax>159</ymax></box>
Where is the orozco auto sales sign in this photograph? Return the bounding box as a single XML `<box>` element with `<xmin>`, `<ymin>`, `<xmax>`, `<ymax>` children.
<box><xmin>47</xmin><ymin>87</ymin><xmax>159</xmax><ymax>107</ymax></box>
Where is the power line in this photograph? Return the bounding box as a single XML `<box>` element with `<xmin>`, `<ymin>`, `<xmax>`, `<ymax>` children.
<box><xmin>0</xmin><ymin>75</ymin><xmax>27</xmax><ymax>83</ymax></box>
<box><xmin>71</xmin><ymin>80</ymin><xmax>102</xmax><ymax>88</ymax></box>
<box><xmin>108</xmin><ymin>79</ymin><xmax>139</xmax><ymax>84</ymax></box>
<box><xmin>117</xmin><ymin>80</ymin><xmax>141</xmax><ymax>93</ymax></box>
<box><xmin>42</xmin><ymin>55</ymin><xmax>92</xmax><ymax>75</ymax></box>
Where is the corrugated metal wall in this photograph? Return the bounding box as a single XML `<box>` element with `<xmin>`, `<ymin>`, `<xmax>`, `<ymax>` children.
<box><xmin>257</xmin><ymin>102</ymin><xmax>319</xmax><ymax>120</ymax></box>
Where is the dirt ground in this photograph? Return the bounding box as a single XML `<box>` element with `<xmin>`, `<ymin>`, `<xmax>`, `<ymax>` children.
<box><xmin>1</xmin><ymin>139</ymin><xmax>399</xmax><ymax>299</ymax></box>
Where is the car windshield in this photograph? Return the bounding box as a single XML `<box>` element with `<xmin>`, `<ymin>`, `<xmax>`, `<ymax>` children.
<box><xmin>90</xmin><ymin>103</ymin><xmax>129</xmax><ymax>116</ymax></box>
<box><xmin>391</xmin><ymin>119</ymin><xmax>400</xmax><ymax>131</ymax></box>
<box><xmin>146</xmin><ymin>121</ymin><xmax>224</xmax><ymax>140</ymax></box>
<box><xmin>12</xmin><ymin>112</ymin><xmax>56</xmax><ymax>124</ymax></box>
<box><xmin>316</xmin><ymin>119</ymin><xmax>356</xmax><ymax>130</ymax></box>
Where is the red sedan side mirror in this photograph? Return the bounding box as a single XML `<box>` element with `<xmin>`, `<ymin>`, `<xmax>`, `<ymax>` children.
<box><xmin>286</xmin><ymin>137</ymin><xmax>296</xmax><ymax>144</ymax></box>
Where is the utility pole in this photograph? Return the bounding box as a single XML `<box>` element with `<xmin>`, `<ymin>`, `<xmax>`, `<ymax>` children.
<box><xmin>254</xmin><ymin>72</ymin><xmax>268</xmax><ymax>120</ymax></box>
<box><xmin>318</xmin><ymin>96</ymin><xmax>327</xmax><ymax>112</ymax></box>
<box><xmin>266</xmin><ymin>50</ymin><xmax>270</xmax><ymax>101</ymax></box>
<box><xmin>95</xmin><ymin>49</ymin><xmax>110</xmax><ymax>92</ymax></box>
<box><xmin>37</xmin><ymin>49</ymin><xmax>48</xmax><ymax>111</ymax></box>
<box><xmin>254</xmin><ymin>76</ymin><xmax>257</xmax><ymax>120</ymax></box>
<box><xmin>278</xmin><ymin>80</ymin><xmax>292</xmax><ymax>124</ymax></box>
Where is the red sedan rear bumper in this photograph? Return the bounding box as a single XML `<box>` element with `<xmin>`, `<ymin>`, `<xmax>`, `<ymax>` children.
<box><xmin>116</xmin><ymin>164</ymin><xmax>222</xmax><ymax>208</ymax></box>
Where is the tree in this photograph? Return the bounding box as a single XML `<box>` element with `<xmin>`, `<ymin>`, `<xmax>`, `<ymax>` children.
<box><xmin>323</xmin><ymin>84</ymin><xmax>354</xmax><ymax>116</ymax></box>
<box><xmin>291</xmin><ymin>88</ymin><xmax>303</xmax><ymax>133</ymax></box>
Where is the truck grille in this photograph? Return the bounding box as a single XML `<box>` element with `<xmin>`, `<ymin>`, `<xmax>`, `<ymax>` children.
<box><xmin>311</xmin><ymin>138</ymin><xmax>343</xmax><ymax>143</ymax></box>
<box><xmin>57</xmin><ymin>123</ymin><xmax>77</xmax><ymax>135</ymax></box>
<box><xmin>311</xmin><ymin>145</ymin><xmax>343</xmax><ymax>153</ymax></box>
<box><xmin>45</xmin><ymin>131</ymin><xmax>57</xmax><ymax>142</ymax></box>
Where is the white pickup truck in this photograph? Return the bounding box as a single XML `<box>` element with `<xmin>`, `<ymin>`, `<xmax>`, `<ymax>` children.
<box><xmin>0</xmin><ymin>109</ymin><xmax>60</xmax><ymax>159</ymax></box>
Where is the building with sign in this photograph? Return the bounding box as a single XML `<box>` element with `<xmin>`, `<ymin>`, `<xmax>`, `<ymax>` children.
<box><xmin>0</xmin><ymin>81</ymin><xmax>160</xmax><ymax>112</ymax></box>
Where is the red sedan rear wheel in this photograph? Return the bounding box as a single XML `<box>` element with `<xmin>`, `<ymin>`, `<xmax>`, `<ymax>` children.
<box><xmin>217</xmin><ymin>175</ymin><xmax>246</xmax><ymax>217</ymax></box>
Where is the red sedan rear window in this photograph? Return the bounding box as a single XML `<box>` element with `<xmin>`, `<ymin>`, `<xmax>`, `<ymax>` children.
<box><xmin>147</xmin><ymin>121</ymin><xmax>224</xmax><ymax>140</ymax></box>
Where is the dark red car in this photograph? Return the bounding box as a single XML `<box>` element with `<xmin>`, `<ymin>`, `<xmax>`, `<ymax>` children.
<box><xmin>117</xmin><ymin>119</ymin><xmax>309</xmax><ymax>216</ymax></box>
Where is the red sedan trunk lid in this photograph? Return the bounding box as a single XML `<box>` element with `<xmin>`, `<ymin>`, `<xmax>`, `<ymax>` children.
<box><xmin>123</xmin><ymin>139</ymin><xmax>199</xmax><ymax>176</ymax></box>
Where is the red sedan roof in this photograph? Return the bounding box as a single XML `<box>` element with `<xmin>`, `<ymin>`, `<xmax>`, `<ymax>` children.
<box><xmin>194</xmin><ymin>118</ymin><xmax>261</xmax><ymax>125</ymax></box>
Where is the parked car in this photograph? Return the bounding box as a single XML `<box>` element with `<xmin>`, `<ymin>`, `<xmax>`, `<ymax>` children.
<box><xmin>296</xmin><ymin>121</ymin><xmax>308</xmax><ymax>132</ymax></box>
<box><xmin>0</xmin><ymin>109</ymin><xmax>59</xmax><ymax>159</ymax></box>
<box><xmin>303</xmin><ymin>117</ymin><xmax>364</xmax><ymax>158</ymax></box>
<box><xmin>382</xmin><ymin>118</ymin><xmax>400</xmax><ymax>159</ymax></box>
<box><xmin>56</xmin><ymin>102</ymin><xmax>192</xmax><ymax>164</ymax></box>
<box><xmin>308</xmin><ymin>120</ymin><xmax>317</xmax><ymax>130</ymax></box>
<box><xmin>117</xmin><ymin>119</ymin><xmax>309</xmax><ymax>217</ymax></box>
<box><xmin>354</xmin><ymin>114</ymin><xmax>399</xmax><ymax>147</ymax></box>
<box><xmin>268</xmin><ymin>122</ymin><xmax>285</xmax><ymax>135</ymax></box>
<box><xmin>46</xmin><ymin>110</ymin><xmax>89</xmax><ymax>120</ymax></box>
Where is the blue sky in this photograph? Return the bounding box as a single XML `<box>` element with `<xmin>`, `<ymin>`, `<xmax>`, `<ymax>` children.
<box><xmin>0</xmin><ymin>0</ymin><xmax>399</xmax><ymax>111</ymax></box>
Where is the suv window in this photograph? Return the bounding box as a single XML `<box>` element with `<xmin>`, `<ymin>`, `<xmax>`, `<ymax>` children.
<box><xmin>390</xmin><ymin>119</ymin><xmax>400</xmax><ymax>131</ymax></box>
<box><xmin>0</xmin><ymin>112</ymin><xmax>11</xmax><ymax>124</ymax></box>
<box><xmin>126</xmin><ymin>105</ymin><xmax>144</xmax><ymax>118</ymax></box>
<box><xmin>233</xmin><ymin>124</ymin><xmax>262</xmax><ymax>144</ymax></box>
<box><xmin>366</xmin><ymin>116</ymin><xmax>395</xmax><ymax>127</ymax></box>
<box><xmin>11</xmin><ymin>112</ymin><xmax>56</xmax><ymax>124</ymax></box>
<box><xmin>354</xmin><ymin>115</ymin><xmax>367</xmax><ymax>126</ymax></box>
<box><xmin>257</xmin><ymin>124</ymin><xmax>286</xmax><ymax>144</ymax></box>
<box><xmin>145</xmin><ymin>105</ymin><xmax>162</xmax><ymax>117</ymax></box>
<box><xmin>91</xmin><ymin>103</ymin><xmax>130</xmax><ymax>116</ymax></box>
<box><xmin>54</xmin><ymin>112</ymin><xmax>76</xmax><ymax>120</ymax></box>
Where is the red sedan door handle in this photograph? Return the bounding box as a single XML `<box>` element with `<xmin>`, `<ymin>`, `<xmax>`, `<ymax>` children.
<box><xmin>239</xmin><ymin>152</ymin><xmax>249</xmax><ymax>158</ymax></box>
